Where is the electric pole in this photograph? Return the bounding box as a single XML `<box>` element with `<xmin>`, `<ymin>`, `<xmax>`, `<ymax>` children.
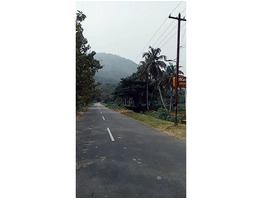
<box><xmin>169</xmin><ymin>13</ymin><xmax>186</xmax><ymax>126</ymax></box>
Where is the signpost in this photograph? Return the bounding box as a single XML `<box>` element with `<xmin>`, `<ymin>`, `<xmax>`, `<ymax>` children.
<box><xmin>173</xmin><ymin>76</ymin><xmax>186</xmax><ymax>88</ymax></box>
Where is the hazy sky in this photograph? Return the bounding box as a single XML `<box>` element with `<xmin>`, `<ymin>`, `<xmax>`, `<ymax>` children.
<box><xmin>76</xmin><ymin>1</ymin><xmax>186</xmax><ymax>75</ymax></box>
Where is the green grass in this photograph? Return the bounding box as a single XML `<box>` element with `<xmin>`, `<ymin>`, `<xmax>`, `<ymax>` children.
<box><xmin>113</xmin><ymin>108</ymin><xmax>186</xmax><ymax>142</ymax></box>
<box><xmin>146</xmin><ymin>109</ymin><xmax>186</xmax><ymax>123</ymax></box>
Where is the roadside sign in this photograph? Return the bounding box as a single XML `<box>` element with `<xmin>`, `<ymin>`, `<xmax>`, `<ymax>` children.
<box><xmin>173</xmin><ymin>76</ymin><xmax>186</xmax><ymax>88</ymax></box>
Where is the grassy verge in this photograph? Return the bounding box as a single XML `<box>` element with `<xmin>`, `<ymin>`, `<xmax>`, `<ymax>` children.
<box><xmin>109</xmin><ymin>108</ymin><xmax>186</xmax><ymax>142</ymax></box>
<box><xmin>76</xmin><ymin>103</ymin><xmax>94</xmax><ymax>120</ymax></box>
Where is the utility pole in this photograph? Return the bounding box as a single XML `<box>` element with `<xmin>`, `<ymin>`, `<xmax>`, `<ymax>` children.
<box><xmin>169</xmin><ymin>13</ymin><xmax>186</xmax><ymax>126</ymax></box>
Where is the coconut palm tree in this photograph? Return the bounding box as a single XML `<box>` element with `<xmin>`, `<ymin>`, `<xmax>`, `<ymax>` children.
<box><xmin>137</xmin><ymin>61</ymin><xmax>150</xmax><ymax>110</ymax></box>
<box><xmin>161</xmin><ymin>63</ymin><xmax>184</xmax><ymax>111</ymax></box>
<box><xmin>142</xmin><ymin>46</ymin><xmax>167</xmax><ymax>109</ymax></box>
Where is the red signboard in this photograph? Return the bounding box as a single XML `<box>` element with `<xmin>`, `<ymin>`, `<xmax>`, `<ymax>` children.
<box><xmin>173</xmin><ymin>76</ymin><xmax>186</xmax><ymax>88</ymax></box>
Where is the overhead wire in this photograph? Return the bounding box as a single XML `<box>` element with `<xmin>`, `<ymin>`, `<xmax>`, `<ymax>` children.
<box><xmin>151</xmin><ymin>20</ymin><xmax>175</xmax><ymax>48</ymax></box>
<box><xmin>147</xmin><ymin>7</ymin><xmax>186</xmax><ymax>51</ymax></box>
<box><xmin>159</xmin><ymin>11</ymin><xmax>186</xmax><ymax>49</ymax></box>
<box><xmin>133</xmin><ymin>1</ymin><xmax>183</xmax><ymax>62</ymax></box>
<box><xmin>155</xmin><ymin>24</ymin><xmax>178</xmax><ymax>48</ymax></box>
<box><xmin>180</xmin><ymin>7</ymin><xmax>186</xmax><ymax>15</ymax></box>
<box><xmin>124</xmin><ymin>2</ymin><xmax>185</xmax><ymax>75</ymax></box>
<box><xmin>180</xmin><ymin>26</ymin><xmax>186</xmax><ymax>46</ymax></box>
<box><xmin>133</xmin><ymin>18</ymin><xmax>168</xmax><ymax>62</ymax></box>
<box><xmin>160</xmin><ymin>23</ymin><xmax>186</xmax><ymax>49</ymax></box>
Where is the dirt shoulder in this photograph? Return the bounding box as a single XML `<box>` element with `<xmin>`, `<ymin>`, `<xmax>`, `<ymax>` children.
<box><xmin>76</xmin><ymin>111</ymin><xmax>86</xmax><ymax>120</ymax></box>
<box><xmin>76</xmin><ymin>103</ymin><xmax>94</xmax><ymax>120</ymax></box>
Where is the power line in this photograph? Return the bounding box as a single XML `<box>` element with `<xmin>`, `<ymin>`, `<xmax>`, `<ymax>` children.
<box><xmin>155</xmin><ymin>24</ymin><xmax>178</xmax><ymax>47</ymax></box>
<box><xmin>145</xmin><ymin>8</ymin><xmax>187</xmax><ymax>52</ymax></box>
<box><xmin>170</xmin><ymin>1</ymin><xmax>183</xmax><ymax>14</ymax></box>
<box><xmin>134</xmin><ymin>1</ymin><xmax>183</xmax><ymax>62</ymax></box>
<box><xmin>124</xmin><ymin>2</ymin><xmax>185</xmax><ymax>75</ymax></box>
<box><xmin>160</xmin><ymin>23</ymin><xmax>186</xmax><ymax>49</ymax></box>
<box><xmin>180</xmin><ymin>7</ymin><xmax>186</xmax><ymax>15</ymax></box>
<box><xmin>147</xmin><ymin>8</ymin><xmax>186</xmax><ymax>53</ymax></box>
<box><xmin>151</xmin><ymin>20</ymin><xmax>175</xmax><ymax>47</ymax></box>
<box><xmin>180</xmin><ymin>26</ymin><xmax>186</xmax><ymax>44</ymax></box>
<box><xmin>134</xmin><ymin>18</ymin><xmax>168</xmax><ymax>62</ymax></box>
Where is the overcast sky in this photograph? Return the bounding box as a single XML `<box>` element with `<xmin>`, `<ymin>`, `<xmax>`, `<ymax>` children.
<box><xmin>76</xmin><ymin>1</ymin><xmax>186</xmax><ymax>74</ymax></box>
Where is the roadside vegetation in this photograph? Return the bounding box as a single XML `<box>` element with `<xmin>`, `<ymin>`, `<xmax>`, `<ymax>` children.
<box><xmin>76</xmin><ymin>11</ymin><xmax>103</xmax><ymax>116</ymax></box>
<box><xmin>105</xmin><ymin>105</ymin><xmax>186</xmax><ymax>141</ymax></box>
<box><xmin>102</xmin><ymin>46</ymin><xmax>186</xmax><ymax>125</ymax></box>
<box><xmin>76</xmin><ymin>103</ymin><xmax>94</xmax><ymax>120</ymax></box>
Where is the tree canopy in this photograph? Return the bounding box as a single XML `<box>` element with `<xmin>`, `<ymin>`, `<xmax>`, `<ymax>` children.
<box><xmin>109</xmin><ymin>46</ymin><xmax>186</xmax><ymax>113</ymax></box>
<box><xmin>76</xmin><ymin>11</ymin><xmax>102</xmax><ymax>109</ymax></box>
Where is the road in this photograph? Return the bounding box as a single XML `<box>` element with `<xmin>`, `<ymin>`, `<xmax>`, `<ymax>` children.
<box><xmin>76</xmin><ymin>103</ymin><xmax>186</xmax><ymax>198</ymax></box>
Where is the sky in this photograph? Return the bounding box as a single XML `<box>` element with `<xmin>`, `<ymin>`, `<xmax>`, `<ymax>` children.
<box><xmin>76</xmin><ymin>1</ymin><xmax>186</xmax><ymax>75</ymax></box>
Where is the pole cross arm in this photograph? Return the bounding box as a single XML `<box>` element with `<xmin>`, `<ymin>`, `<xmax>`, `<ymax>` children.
<box><xmin>165</xmin><ymin>59</ymin><xmax>177</xmax><ymax>62</ymax></box>
<box><xmin>168</xmin><ymin>14</ymin><xmax>187</xmax><ymax>21</ymax></box>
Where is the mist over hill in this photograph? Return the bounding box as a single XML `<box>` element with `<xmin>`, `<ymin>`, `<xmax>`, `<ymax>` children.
<box><xmin>94</xmin><ymin>53</ymin><xmax>138</xmax><ymax>84</ymax></box>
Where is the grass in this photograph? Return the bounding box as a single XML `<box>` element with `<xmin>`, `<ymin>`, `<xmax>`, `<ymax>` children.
<box><xmin>111</xmin><ymin>108</ymin><xmax>186</xmax><ymax>142</ymax></box>
<box><xmin>76</xmin><ymin>161</ymin><xmax>93</xmax><ymax>170</ymax></box>
<box><xmin>76</xmin><ymin>103</ymin><xmax>94</xmax><ymax>120</ymax></box>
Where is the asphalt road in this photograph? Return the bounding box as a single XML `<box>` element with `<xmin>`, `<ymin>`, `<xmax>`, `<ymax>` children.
<box><xmin>76</xmin><ymin>103</ymin><xmax>186</xmax><ymax>198</ymax></box>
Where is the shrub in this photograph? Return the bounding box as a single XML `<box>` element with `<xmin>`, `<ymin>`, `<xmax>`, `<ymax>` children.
<box><xmin>147</xmin><ymin>108</ymin><xmax>177</xmax><ymax>123</ymax></box>
<box><xmin>105</xmin><ymin>103</ymin><xmax>123</xmax><ymax>109</ymax></box>
<box><xmin>158</xmin><ymin>108</ymin><xmax>170</xmax><ymax>120</ymax></box>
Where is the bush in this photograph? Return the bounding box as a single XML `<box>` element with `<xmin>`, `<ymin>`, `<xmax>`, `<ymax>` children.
<box><xmin>104</xmin><ymin>103</ymin><xmax>124</xmax><ymax>109</ymax></box>
<box><xmin>147</xmin><ymin>112</ymin><xmax>159</xmax><ymax>119</ymax></box>
<box><xmin>158</xmin><ymin>108</ymin><xmax>170</xmax><ymax>120</ymax></box>
<box><xmin>147</xmin><ymin>108</ymin><xmax>174</xmax><ymax>122</ymax></box>
<box><xmin>178</xmin><ymin>104</ymin><xmax>186</xmax><ymax>111</ymax></box>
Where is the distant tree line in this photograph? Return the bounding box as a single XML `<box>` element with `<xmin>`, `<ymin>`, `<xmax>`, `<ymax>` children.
<box><xmin>107</xmin><ymin>46</ymin><xmax>186</xmax><ymax>112</ymax></box>
<box><xmin>76</xmin><ymin>11</ymin><xmax>102</xmax><ymax>109</ymax></box>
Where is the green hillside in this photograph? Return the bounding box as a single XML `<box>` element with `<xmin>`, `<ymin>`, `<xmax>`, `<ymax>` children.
<box><xmin>94</xmin><ymin>53</ymin><xmax>138</xmax><ymax>84</ymax></box>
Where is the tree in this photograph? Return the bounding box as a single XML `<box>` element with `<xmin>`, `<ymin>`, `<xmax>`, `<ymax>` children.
<box><xmin>113</xmin><ymin>73</ymin><xmax>147</xmax><ymax>111</ymax></box>
<box><xmin>161</xmin><ymin>63</ymin><xmax>184</xmax><ymax>111</ymax></box>
<box><xmin>76</xmin><ymin>11</ymin><xmax>102</xmax><ymax>109</ymax></box>
<box><xmin>142</xmin><ymin>46</ymin><xmax>167</xmax><ymax>109</ymax></box>
<box><xmin>137</xmin><ymin>61</ymin><xmax>150</xmax><ymax>110</ymax></box>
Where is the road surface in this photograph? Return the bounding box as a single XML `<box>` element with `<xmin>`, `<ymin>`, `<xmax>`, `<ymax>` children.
<box><xmin>76</xmin><ymin>103</ymin><xmax>186</xmax><ymax>198</ymax></box>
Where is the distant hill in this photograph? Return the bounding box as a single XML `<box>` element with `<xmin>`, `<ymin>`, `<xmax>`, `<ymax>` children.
<box><xmin>94</xmin><ymin>53</ymin><xmax>138</xmax><ymax>84</ymax></box>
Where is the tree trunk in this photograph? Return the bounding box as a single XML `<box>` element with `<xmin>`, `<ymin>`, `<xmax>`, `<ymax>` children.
<box><xmin>158</xmin><ymin>84</ymin><xmax>167</xmax><ymax>110</ymax></box>
<box><xmin>169</xmin><ymin>86</ymin><xmax>173</xmax><ymax>112</ymax></box>
<box><xmin>146</xmin><ymin>81</ymin><xmax>149</xmax><ymax>110</ymax></box>
<box><xmin>169</xmin><ymin>95</ymin><xmax>172</xmax><ymax>112</ymax></box>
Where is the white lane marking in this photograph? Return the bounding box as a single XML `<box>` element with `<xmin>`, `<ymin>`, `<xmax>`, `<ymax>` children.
<box><xmin>100</xmin><ymin>111</ymin><xmax>102</xmax><ymax>114</ymax></box>
<box><xmin>107</xmin><ymin>128</ymin><xmax>115</xmax><ymax>142</ymax></box>
<box><xmin>102</xmin><ymin>116</ymin><xmax>105</xmax><ymax>120</ymax></box>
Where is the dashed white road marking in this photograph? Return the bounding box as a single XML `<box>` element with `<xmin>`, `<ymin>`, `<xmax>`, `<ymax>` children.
<box><xmin>102</xmin><ymin>116</ymin><xmax>105</xmax><ymax>120</ymax></box>
<box><xmin>107</xmin><ymin>128</ymin><xmax>115</xmax><ymax>142</ymax></box>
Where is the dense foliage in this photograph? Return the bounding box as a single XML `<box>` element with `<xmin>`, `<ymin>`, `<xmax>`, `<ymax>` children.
<box><xmin>76</xmin><ymin>11</ymin><xmax>102</xmax><ymax>109</ymax></box>
<box><xmin>108</xmin><ymin>46</ymin><xmax>186</xmax><ymax>115</ymax></box>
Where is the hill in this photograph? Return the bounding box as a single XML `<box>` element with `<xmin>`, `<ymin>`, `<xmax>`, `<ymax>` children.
<box><xmin>94</xmin><ymin>53</ymin><xmax>138</xmax><ymax>84</ymax></box>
